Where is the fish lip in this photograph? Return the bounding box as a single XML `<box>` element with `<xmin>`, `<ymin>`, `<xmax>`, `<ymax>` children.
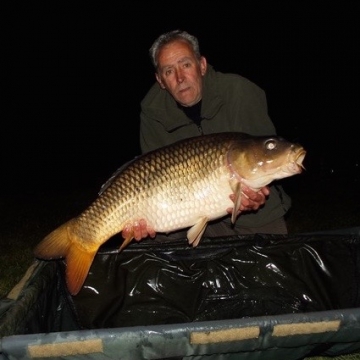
<box><xmin>295</xmin><ymin>150</ymin><xmax>307</xmax><ymax>171</ymax></box>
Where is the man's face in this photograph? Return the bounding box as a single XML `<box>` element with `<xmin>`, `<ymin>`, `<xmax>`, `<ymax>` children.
<box><xmin>155</xmin><ymin>40</ymin><xmax>207</xmax><ymax>107</ymax></box>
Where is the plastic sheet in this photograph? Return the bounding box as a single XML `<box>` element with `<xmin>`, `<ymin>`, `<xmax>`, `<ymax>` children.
<box><xmin>72</xmin><ymin>232</ymin><xmax>360</xmax><ymax>329</ymax></box>
<box><xmin>2</xmin><ymin>229</ymin><xmax>360</xmax><ymax>359</ymax></box>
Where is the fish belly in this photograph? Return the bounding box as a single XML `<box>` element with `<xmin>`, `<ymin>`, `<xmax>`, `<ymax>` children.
<box><xmin>129</xmin><ymin>169</ymin><xmax>233</xmax><ymax>233</ymax></box>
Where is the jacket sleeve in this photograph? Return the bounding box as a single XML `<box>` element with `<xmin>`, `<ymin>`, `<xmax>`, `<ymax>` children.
<box><xmin>139</xmin><ymin>110</ymin><xmax>164</xmax><ymax>154</ymax></box>
<box><xmin>139</xmin><ymin>83</ymin><xmax>172</xmax><ymax>154</ymax></box>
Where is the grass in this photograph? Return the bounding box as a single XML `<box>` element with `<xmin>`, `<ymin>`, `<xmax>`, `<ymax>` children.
<box><xmin>0</xmin><ymin>169</ymin><xmax>98</xmax><ymax>299</ymax></box>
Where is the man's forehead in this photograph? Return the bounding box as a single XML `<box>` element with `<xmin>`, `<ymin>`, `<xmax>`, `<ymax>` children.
<box><xmin>158</xmin><ymin>44</ymin><xmax>195</xmax><ymax>69</ymax></box>
<box><xmin>158</xmin><ymin>40</ymin><xmax>193</xmax><ymax>58</ymax></box>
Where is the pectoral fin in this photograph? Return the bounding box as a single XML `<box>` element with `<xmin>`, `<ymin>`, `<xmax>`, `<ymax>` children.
<box><xmin>187</xmin><ymin>217</ymin><xmax>208</xmax><ymax>247</ymax></box>
<box><xmin>231</xmin><ymin>182</ymin><xmax>242</xmax><ymax>224</ymax></box>
<box><xmin>119</xmin><ymin>234</ymin><xmax>134</xmax><ymax>252</ymax></box>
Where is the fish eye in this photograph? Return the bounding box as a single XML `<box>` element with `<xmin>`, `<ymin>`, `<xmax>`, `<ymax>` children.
<box><xmin>265</xmin><ymin>139</ymin><xmax>277</xmax><ymax>150</ymax></box>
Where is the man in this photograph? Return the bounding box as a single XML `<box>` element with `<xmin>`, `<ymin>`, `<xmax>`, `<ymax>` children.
<box><xmin>123</xmin><ymin>29</ymin><xmax>291</xmax><ymax>241</ymax></box>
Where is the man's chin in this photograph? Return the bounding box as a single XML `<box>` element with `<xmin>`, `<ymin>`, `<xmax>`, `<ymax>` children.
<box><xmin>176</xmin><ymin>97</ymin><xmax>199</xmax><ymax>107</ymax></box>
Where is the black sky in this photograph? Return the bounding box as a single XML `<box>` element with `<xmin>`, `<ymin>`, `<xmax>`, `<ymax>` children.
<box><xmin>5</xmin><ymin>2</ymin><xmax>360</xmax><ymax>192</ymax></box>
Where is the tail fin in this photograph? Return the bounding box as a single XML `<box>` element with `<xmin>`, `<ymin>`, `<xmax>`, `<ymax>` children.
<box><xmin>34</xmin><ymin>219</ymin><xmax>98</xmax><ymax>296</ymax></box>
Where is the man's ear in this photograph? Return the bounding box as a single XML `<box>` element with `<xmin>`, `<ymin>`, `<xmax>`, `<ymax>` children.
<box><xmin>200</xmin><ymin>56</ymin><xmax>207</xmax><ymax>76</ymax></box>
<box><xmin>155</xmin><ymin>73</ymin><xmax>165</xmax><ymax>89</ymax></box>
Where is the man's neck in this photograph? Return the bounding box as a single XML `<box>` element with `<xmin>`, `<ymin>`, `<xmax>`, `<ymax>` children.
<box><xmin>177</xmin><ymin>100</ymin><xmax>202</xmax><ymax>125</ymax></box>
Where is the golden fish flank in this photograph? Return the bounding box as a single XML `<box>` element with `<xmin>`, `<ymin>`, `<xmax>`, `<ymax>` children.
<box><xmin>34</xmin><ymin>132</ymin><xmax>306</xmax><ymax>295</ymax></box>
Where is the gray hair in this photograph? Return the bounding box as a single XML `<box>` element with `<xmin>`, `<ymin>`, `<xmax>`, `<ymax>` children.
<box><xmin>149</xmin><ymin>30</ymin><xmax>201</xmax><ymax>70</ymax></box>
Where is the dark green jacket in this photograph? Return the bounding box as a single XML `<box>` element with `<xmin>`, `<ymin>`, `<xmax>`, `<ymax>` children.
<box><xmin>139</xmin><ymin>65</ymin><xmax>291</xmax><ymax>227</ymax></box>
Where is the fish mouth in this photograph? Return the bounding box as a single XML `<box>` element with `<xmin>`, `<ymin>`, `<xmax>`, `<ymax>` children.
<box><xmin>285</xmin><ymin>148</ymin><xmax>306</xmax><ymax>175</ymax></box>
<box><xmin>295</xmin><ymin>149</ymin><xmax>307</xmax><ymax>172</ymax></box>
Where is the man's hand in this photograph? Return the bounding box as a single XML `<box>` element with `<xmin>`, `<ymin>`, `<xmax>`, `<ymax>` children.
<box><xmin>227</xmin><ymin>185</ymin><xmax>269</xmax><ymax>217</ymax></box>
<box><xmin>122</xmin><ymin>219</ymin><xmax>156</xmax><ymax>241</ymax></box>
<box><xmin>121</xmin><ymin>186</ymin><xmax>270</xmax><ymax>241</ymax></box>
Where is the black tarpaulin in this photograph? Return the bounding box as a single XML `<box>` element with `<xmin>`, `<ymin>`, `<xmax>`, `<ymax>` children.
<box><xmin>73</xmin><ymin>232</ymin><xmax>360</xmax><ymax>329</ymax></box>
<box><xmin>1</xmin><ymin>228</ymin><xmax>360</xmax><ymax>359</ymax></box>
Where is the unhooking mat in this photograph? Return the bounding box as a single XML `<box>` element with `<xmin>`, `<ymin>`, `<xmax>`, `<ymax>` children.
<box><xmin>1</xmin><ymin>228</ymin><xmax>360</xmax><ymax>359</ymax></box>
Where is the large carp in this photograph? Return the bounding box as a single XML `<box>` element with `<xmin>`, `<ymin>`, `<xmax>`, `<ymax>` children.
<box><xmin>34</xmin><ymin>132</ymin><xmax>306</xmax><ymax>295</ymax></box>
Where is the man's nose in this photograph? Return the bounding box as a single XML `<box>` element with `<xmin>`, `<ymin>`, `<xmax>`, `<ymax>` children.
<box><xmin>176</xmin><ymin>69</ymin><xmax>185</xmax><ymax>83</ymax></box>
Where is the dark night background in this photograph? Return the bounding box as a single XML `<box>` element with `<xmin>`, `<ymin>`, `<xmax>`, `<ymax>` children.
<box><xmin>3</xmin><ymin>2</ymin><xmax>360</xmax><ymax>230</ymax></box>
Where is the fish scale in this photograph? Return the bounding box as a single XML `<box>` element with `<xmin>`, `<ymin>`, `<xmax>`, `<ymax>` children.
<box><xmin>34</xmin><ymin>132</ymin><xmax>306</xmax><ymax>295</ymax></box>
<box><xmin>143</xmin><ymin>167</ymin><xmax>232</xmax><ymax>230</ymax></box>
<box><xmin>80</xmin><ymin>135</ymin><xmax>233</xmax><ymax>237</ymax></box>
